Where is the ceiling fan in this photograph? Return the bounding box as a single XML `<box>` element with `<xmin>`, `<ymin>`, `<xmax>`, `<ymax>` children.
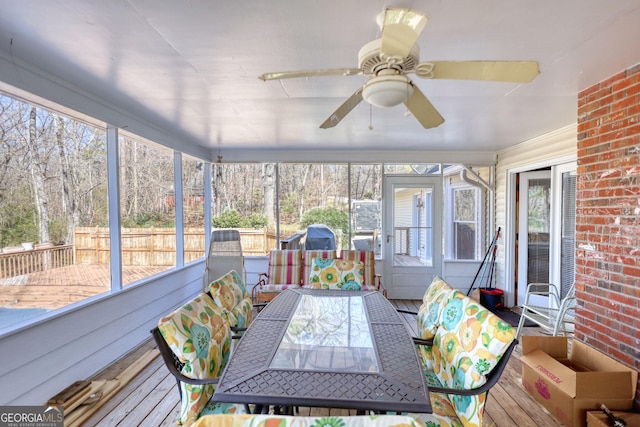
<box><xmin>259</xmin><ymin>8</ymin><xmax>540</xmax><ymax>129</ymax></box>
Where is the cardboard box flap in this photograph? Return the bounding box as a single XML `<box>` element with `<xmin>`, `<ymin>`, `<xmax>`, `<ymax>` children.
<box><xmin>522</xmin><ymin>335</ymin><xmax>568</xmax><ymax>358</ymax></box>
<box><xmin>520</xmin><ymin>348</ymin><xmax>578</xmax><ymax>397</ymax></box>
<box><xmin>572</xmin><ymin>340</ymin><xmax>638</xmax><ymax>398</ymax></box>
<box><xmin>575</xmin><ymin>372</ymin><xmax>635</xmax><ymax>398</ymax></box>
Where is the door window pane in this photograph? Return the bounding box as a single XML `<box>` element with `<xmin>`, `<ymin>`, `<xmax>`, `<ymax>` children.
<box><xmin>527</xmin><ymin>178</ymin><xmax>551</xmax><ymax>283</ymax></box>
<box><xmin>392</xmin><ymin>186</ymin><xmax>432</xmax><ymax>267</ymax></box>
<box><xmin>560</xmin><ymin>171</ymin><xmax>576</xmax><ymax>298</ymax></box>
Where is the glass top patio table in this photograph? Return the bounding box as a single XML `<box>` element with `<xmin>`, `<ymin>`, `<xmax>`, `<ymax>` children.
<box><xmin>213</xmin><ymin>288</ymin><xmax>432</xmax><ymax>413</ymax></box>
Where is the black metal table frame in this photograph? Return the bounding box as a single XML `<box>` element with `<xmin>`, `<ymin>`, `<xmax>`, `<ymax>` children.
<box><xmin>213</xmin><ymin>288</ymin><xmax>432</xmax><ymax>414</ymax></box>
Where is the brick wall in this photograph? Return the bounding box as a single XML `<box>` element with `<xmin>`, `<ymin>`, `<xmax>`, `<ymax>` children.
<box><xmin>576</xmin><ymin>63</ymin><xmax>640</xmax><ymax>406</ymax></box>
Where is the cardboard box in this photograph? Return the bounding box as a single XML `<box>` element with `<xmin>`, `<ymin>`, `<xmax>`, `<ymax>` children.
<box><xmin>586</xmin><ymin>410</ymin><xmax>640</xmax><ymax>427</ymax></box>
<box><xmin>520</xmin><ymin>336</ymin><xmax>638</xmax><ymax>427</ymax></box>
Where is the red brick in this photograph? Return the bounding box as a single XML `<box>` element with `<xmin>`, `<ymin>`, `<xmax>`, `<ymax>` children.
<box><xmin>579</xmin><ymin>84</ymin><xmax>601</xmax><ymax>99</ymax></box>
<box><xmin>600</xmin><ymin>71</ymin><xmax>627</xmax><ymax>89</ymax></box>
<box><xmin>626</xmin><ymin>123</ymin><xmax>640</xmax><ymax>136</ymax></box>
<box><xmin>609</xmin><ymin>348</ymin><xmax>634</xmax><ymax>367</ymax></box>
<box><xmin>612</xmin><ymin>75</ymin><xmax>638</xmax><ymax>92</ymax></box>
<box><xmin>613</xmin><ymin>94</ymin><xmax>640</xmax><ymax>112</ymax></box>
<box><xmin>626</xmin><ymin>82</ymin><xmax>640</xmax><ymax>97</ymax></box>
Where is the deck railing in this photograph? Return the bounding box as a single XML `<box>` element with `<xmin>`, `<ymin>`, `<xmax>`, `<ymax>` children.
<box><xmin>0</xmin><ymin>245</ymin><xmax>74</xmax><ymax>278</ymax></box>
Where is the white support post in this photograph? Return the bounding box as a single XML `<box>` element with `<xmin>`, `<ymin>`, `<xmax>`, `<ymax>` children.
<box><xmin>106</xmin><ymin>125</ymin><xmax>122</xmax><ymax>290</ymax></box>
<box><xmin>174</xmin><ymin>151</ymin><xmax>184</xmax><ymax>267</ymax></box>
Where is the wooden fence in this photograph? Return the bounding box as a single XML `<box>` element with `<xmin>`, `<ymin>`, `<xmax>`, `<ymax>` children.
<box><xmin>0</xmin><ymin>227</ymin><xmax>285</xmax><ymax>277</ymax></box>
<box><xmin>73</xmin><ymin>227</ymin><xmax>279</xmax><ymax>266</ymax></box>
<box><xmin>0</xmin><ymin>245</ymin><xmax>74</xmax><ymax>278</ymax></box>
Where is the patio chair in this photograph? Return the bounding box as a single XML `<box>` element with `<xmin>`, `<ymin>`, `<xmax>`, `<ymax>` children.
<box><xmin>203</xmin><ymin>230</ymin><xmax>245</xmax><ymax>292</ymax></box>
<box><xmin>515</xmin><ymin>282</ymin><xmax>576</xmax><ymax>339</ymax></box>
<box><xmin>152</xmin><ymin>292</ymin><xmax>249</xmax><ymax>426</ymax></box>
<box><xmin>409</xmin><ymin>290</ymin><xmax>518</xmax><ymax>427</ymax></box>
<box><xmin>251</xmin><ymin>250</ymin><xmax>303</xmax><ymax>304</ymax></box>
<box><xmin>208</xmin><ymin>270</ymin><xmax>255</xmax><ymax>333</ymax></box>
<box><xmin>396</xmin><ymin>276</ymin><xmax>455</xmax><ymax>370</ymax></box>
<box><xmin>340</xmin><ymin>249</ymin><xmax>386</xmax><ymax>295</ymax></box>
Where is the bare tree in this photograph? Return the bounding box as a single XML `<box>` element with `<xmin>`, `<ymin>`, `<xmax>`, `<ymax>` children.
<box><xmin>55</xmin><ymin>115</ymin><xmax>80</xmax><ymax>243</ymax></box>
<box><xmin>26</xmin><ymin>107</ymin><xmax>51</xmax><ymax>246</ymax></box>
<box><xmin>262</xmin><ymin>163</ymin><xmax>275</xmax><ymax>226</ymax></box>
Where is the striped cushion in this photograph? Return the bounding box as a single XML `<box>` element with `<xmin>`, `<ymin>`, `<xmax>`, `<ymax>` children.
<box><xmin>341</xmin><ymin>250</ymin><xmax>376</xmax><ymax>288</ymax></box>
<box><xmin>267</xmin><ymin>250</ymin><xmax>303</xmax><ymax>285</ymax></box>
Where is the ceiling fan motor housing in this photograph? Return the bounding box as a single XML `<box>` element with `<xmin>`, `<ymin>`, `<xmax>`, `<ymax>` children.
<box><xmin>358</xmin><ymin>38</ymin><xmax>419</xmax><ymax>75</ymax></box>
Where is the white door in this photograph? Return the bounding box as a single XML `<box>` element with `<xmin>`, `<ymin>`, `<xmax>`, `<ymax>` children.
<box><xmin>517</xmin><ymin>171</ymin><xmax>552</xmax><ymax>306</ymax></box>
<box><xmin>383</xmin><ymin>176</ymin><xmax>442</xmax><ymax>299</ymax></box>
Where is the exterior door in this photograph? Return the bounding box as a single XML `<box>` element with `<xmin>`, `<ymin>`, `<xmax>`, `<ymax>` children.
<box><xmin>517</xmin><ymin>171</ymin><xmax>552</xmax><ymax>306</ymax></box>
<box><xmin>383</xmin><ymin>176</ymin><xmax>442</xmax><ymax>299</ymax></box>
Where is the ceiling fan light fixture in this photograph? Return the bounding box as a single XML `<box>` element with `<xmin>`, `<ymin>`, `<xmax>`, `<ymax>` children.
<box><xmin>362</xmin><ymin>74</ymin><xmax>414</xmax><ymax>108</ymax></box>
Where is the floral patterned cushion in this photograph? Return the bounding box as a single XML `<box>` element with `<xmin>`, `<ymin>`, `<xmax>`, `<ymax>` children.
<box><xmin>410</xmin><ymin>392</ymin><xmax>467</xmax><ymax>427</ymax></box>
<box><xmin>307</xmin><ymin>258</ymin><xmax>364</xmax><ymax>290</ymax></box>
<box><xmin>191</xmin><ymin>414</ymin><xmax>423</xmax><ymax>427</ymax></box>
<box><xmin>340</xmin><ymin>250</ymin><xmax>376</xmax><ymax>287</ymax></box>
<box><xmin>303</xmin><ymin>250</ymin><xmax>337</xmax><ymax>284</ymax></box>
<box><xmin>428</xmin><ymin>290</ymin><xmax>516</xmax><ymax>427</ymax></box>
<box><xmin>416</xmin><ymin>277</ymin><xmax>455</xmax><ymax>370</ymax></box>
<box><xmin>209</xmin><ymin>270</ymin><xmax>253</xmax><ymax>329</ymax></box>
<box><xmin>157</xmin><ymin>293</ymin><xmax>233</xmax><ymax>426</ymax></box>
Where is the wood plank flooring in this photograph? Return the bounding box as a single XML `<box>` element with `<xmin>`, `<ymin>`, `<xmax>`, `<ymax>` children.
<box><xmin>0</xmin><ymin>265</ymin><xmax>168</xmax><ymax>309</ymax></box>
<box><xmin>78</xmin><ymin>300</ymin><xmax>564</xmax><ymax>427</ymax></box>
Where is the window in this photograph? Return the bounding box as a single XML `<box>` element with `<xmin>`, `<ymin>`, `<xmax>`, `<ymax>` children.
<box><xmin>119</xmin><ymin>133</ymin><xmax>175</xmax><ymax>285</ymax></box>
<box><xmin>278</xmin><ymin>164</ymin><xmax>349</xmax><ymax>249</ymax></box>
<box><xmin>0</xmin><ymin>92</ymin><xmax>108</xmax><ymax>328</ymax></box>
<box><xmin>453</xmin><ymin>187</ymin><xmax>480</xmax><ymax>259</ymax></box>
<box><xmin>183</xmin><ymin>156</ymin><xmax>205</xmax><ymax>263</ymax></box>
<box><xmin>350</xmin><ymin>164</ymin><xmax>382</xmax><ymax>255</ymax></box>
<box><xmin>446</xmin><ymin>184</ymin><xmax>482</xmax><ymax>260</ymax></box>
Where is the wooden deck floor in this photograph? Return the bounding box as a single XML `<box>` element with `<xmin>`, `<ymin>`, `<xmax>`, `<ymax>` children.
<box><xmin>78</xmin><ymin>300</ymin><xmax>564</xmax><ymax>427</ymax></box>
<box><xmin>0</xmin><ymin>265</ymin><xmax>169</xmax><ymax>309</ymax></box>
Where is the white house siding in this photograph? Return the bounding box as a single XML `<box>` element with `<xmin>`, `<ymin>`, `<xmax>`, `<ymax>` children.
<box><xmin>494</xmin><ymin>124</ymin><xmax>577</xmax><ymax>306</ymax></box>
<box><xmin>0</xmin><ymin>263</ymin><xmax>204</xmax><ymax>405</ymax></box>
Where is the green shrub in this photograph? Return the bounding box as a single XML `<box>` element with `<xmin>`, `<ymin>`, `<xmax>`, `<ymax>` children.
<box><xmin>300</xmin><ymin>207</ymin><xmax>348</xmax><ymax>236</ymax></box>
<box><xmin>212</xmin><ymin>209</ymin><xmax>268</xmax><ymax>229</ymax></box>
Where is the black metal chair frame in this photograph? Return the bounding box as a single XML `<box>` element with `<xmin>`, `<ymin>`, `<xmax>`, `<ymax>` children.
<box><xmin>151</xmin><ymin>326</ymin><xmax>252</xmax><ymax>413</ymax></box>
<box><xmin>413</xmin><ymin>337</ymin><xmax>518</xmax><ymax>397</ymax></box>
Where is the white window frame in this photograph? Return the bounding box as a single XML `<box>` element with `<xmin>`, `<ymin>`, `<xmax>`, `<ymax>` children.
<box><xmin>445</xmin><ymin>182</ymin><xmax>483</xmax><ymax>260</ymax></box>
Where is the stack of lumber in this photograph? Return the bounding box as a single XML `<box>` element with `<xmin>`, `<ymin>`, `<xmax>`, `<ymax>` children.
<box><xmin>45</xmin><ymin>349</ymin><xmax>158</xmax><ymax>426</ymax></box>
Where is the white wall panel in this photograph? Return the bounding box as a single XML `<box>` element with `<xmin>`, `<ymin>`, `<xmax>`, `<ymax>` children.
<box><xmin>0</xmin><ymin>262</ymin><xmax>204</xmax><ymax>405</ymax></box>
<box><xmin>494</xmin><ymin>125</ymin><xmax>577</xmax><ymax>306</ymax></box>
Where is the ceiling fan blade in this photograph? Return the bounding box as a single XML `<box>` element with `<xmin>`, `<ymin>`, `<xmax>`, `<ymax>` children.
<box><xmin>404</xmin><ymin>85</ymin><xmax>444</xmax><ymax>129</ymax></box>
<box><xmin>380</xmin><ymin>8</ymin><xmax>428</xmax><ymax>60</ymax></box>
<box><xmin>415</xmin><ymin>60</ymin><xmax>540</xmax><ymax>83</ymax></box>
<box><xmin>320</xmin><ymin>87</ymin><xmax>364</xmax><ymax>129</ymax></box>
<box><xmin>259</xmin><ymin>68</ymin><xmax>362</xmax><ymax>81</ymax></box>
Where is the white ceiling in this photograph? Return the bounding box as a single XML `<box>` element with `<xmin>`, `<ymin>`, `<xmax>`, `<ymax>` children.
<box><xmin>1</xmin><ymin>1</ymin><xmax>639</xmax><ymax>159</ymax></box>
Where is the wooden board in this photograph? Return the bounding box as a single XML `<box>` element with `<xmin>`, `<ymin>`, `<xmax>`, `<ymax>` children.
<box><xmin>47</xmin><ymin>380</ymin><xmax>91</xmax><ymax>405</ymax></box>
